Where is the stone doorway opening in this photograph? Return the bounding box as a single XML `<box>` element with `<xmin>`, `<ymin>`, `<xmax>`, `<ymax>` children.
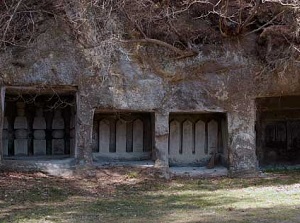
<box><xmin>92</xmin><ymin>112</ymin><xmax>154</xmax><ymax>161</ymax></box>
<box><xmin>256</xmin><ymin>96</ymin><xmax>300</xmax><ymax>166</ymax></box>
<box><xmin>169</xmin><ymin>113</ymin><xmax>228</xmax><ymax>167</ymax></box>
<box><xmin>3</xmin><ymin>87</ymin><xmax>76</xmax><ymax>159</ymax></box>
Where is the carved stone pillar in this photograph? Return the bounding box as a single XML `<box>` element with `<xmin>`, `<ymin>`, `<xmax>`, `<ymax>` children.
<box><xmin>227</xmin><ymin>100</ymin><xmax>259</xmax><ymax>177</ymax></box>
<box><xmin>154</xmin><ymin>112</ymin><xmax>169</xmax><ymax>168</ymax></box>
<box><xmin>14</xmin><ymin>102</ymin><xmax>28</xmax><ymax>155</ymax></box>
<box><xmin>52</xmin><ymin>110</ymin><xmax>65</xmax><ymax>155</ymax></box>
<box><xmin>3</xmin><ymin>117</ymin><xmax>8</xmax><ymax>156</ymax></box>
<box><xmin>33</xmin><ymin>108</ymin><xmax>46</xmax><ymax>155</ymax></box>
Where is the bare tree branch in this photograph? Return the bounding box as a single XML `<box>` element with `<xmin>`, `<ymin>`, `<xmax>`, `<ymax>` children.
<box><xmin>2</xmin><ymin>0</ymin><xmax>23</xmax><ymax>43</ymax></box>
<box><xmin>120</xmin><ymin>38</ymin><xmax>198</xmax><ymax>58</ymax></box>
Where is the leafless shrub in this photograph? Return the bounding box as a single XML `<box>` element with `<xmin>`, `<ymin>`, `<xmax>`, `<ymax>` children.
<box><xmin>0</xmin><ymin>0</ymin><xmax>299</xmax><ymax>70</ymax></box>
<box><xmin>0</xmin><ymin>0</ymin><xmax>60</xmax><ymax>49</ymax></box>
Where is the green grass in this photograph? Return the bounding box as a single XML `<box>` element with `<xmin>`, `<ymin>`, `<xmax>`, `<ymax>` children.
<box><xmin>0</xmin><ymin>169</ymin><xmax>300</xmax><ymax>223</ymax></box>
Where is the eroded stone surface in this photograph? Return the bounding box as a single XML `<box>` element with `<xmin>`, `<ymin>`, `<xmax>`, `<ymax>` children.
<box><xmin>154</xmin><ymin>113</ymin><xmax>169</xmax><ymax>168</ymax></box>
<box><xmin>0</xmin><ymin>13</ymin><xmax>298</xmax><ymax>175</ymax></box>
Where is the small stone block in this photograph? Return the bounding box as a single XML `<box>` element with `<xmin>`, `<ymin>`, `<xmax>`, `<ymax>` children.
<box><xmin>33</xmin><ymin>140</ymin><xmax>46</xmax><ymax>155</ymax></box>
<box><xmin>70</xmin><ymin>116</ymin><xmax>75</xmax><ymax>128</ymax></box>
<box><xmin>3</xmin><ymin>139</ymin><xmax>8</xmax><ymax>156</ymax></box>
<box><xmin>34</xmin><ymin>130</ymin><xmax>46</xmax><ymax>139</ymax></box>
<box><xmin>70</xmin><ymin>129</ymin><xmax>75</xmax><ymax>138</ymax></box>
<box><xmin>99</xmin><ymin>120</ymin><xmax>110</xmax><ymax>153</ymax></box>
<box><xmin>14</xmin><ymin>139</ymin><xmax>28</xmax><ymax>155</ymax></box>
<box><xmin>169</xmin><ymin>120</ymin><xmax>181</xmax><ymax>156</ymax></box>
<box><xmin>16</xmin><ymin>102</ymin><xmax>25</xmax><ymax>109</ymax></box>
<box><xmin>52</xmin><ymin>110</ymin><xmax>65</xmax><ymax>129</ymax></box>
<box><xmin>52</xmin><ymin>119</ymin><xmax>65</xmax><ymax>129</ymax></box>
<box><xmin>15</xmin><ymin>129</ymin><xmax>27</xmax><ymax>139</ymax></box>
<box><xmin>2</xmin><ymin>129</ymin><xmax>8</xmax><ymax>139</ymax></box>
<box><xmin>208</xmin><ymin>120</ymin><xmax>218</xmax><ymax>154</ymax></box>
<box><xmin>182</xmin><ymin>120</ymin><xmax>193</xmax><ymax>155</ymax></box>
<box><xmin>33</xmin><ymin>117</ymin><xmax>46</xmax><ymax>129</ymax></box>
<box><xmin>3</xmin><ymin>117</ymin><xmax>8</xmax><ymax>129</ymax></box>
<box><xmin>52</xmin><ymin>130</ymin><xmax>65</xmax><ymax>139</ymax></box>
<box><xmin>195</xmin><ymin>120</ymin><xmax>205</xmax><ymax>157</ymax></box>
<box><xmin>133</xmin><ymin>119</ymin><xmax>144</xmax><ymax>153</ymax></box>
<box><xmin>70</xmin><ymin>139</ymin><xmax>75</xmax><ymax>152</ymax></box>
<box><xmin>52</xmin><ymin>139</ymin><xmax>65</xmax><ymax>155</ymax></box>
<box><xmin>14</xmin><ymin>117</ymin><xmax>28</xmax><ymax>129</ymax></box>
<box><xmin>116</xmin><ymin>120</ymin><xmax>127</xmax><ymax>153</ymax></box>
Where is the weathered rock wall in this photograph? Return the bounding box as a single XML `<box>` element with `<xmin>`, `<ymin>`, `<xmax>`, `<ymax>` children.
<box><xmin>0</xmin><ymin>17</ymin><xmax>299</xmax><ymax>176</ymax></box>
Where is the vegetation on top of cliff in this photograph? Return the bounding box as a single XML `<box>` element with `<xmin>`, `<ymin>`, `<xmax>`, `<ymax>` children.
<box><xmin>0</xmin><ymin>0</ymin><xmax>299</xmax><ymax>68</ymax></box>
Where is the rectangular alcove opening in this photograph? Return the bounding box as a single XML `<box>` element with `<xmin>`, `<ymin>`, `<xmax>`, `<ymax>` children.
<box><xmin>3</xmin><ymin>88</ymin><xmax>76</xmax><ymax>159</ymax></box>
<box><xmin>169</xmin><ymin>112</ymin><xmax>228</xmax><ymax>167</ymax></box>
<box><xmin>92</xmin><ymin>111</ymin><xmax>154</xmax><ymax>161</ymax></box>
<box><xmin>256</xmin><ymin>96</ymin><xmax>300</xmax><ymax>167</ymax></box>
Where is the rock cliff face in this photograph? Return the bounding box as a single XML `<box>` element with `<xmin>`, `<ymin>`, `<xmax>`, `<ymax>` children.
<box><xmin>0</xmin><ymin>0</ymin><xmax>299</xmax><ymax>176</ymax></box>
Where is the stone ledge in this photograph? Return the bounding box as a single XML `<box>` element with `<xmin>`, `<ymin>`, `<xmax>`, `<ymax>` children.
<box><xmin>169</xmin><ymin>166</ymin><xmax>228</xmax><ymax>178</ymax></box>
<box><xmin>0</xmin><ymin>158</ymin><xmax>76</xmax><ymax>177</ymax></box>
<box><xmin>228</xmin><ymin>168</ymin><xmax>259</xmax><ymax>178</ymax></box>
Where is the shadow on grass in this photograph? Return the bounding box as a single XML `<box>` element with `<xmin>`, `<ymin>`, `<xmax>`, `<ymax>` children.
<box><xmin>0</xmin><ymin>169</ymin><xmax>299</xmax><ymax>222</ymax></box>
<box><xmin>0</xmin><ymin>174</ymin><xmax>83</xmax><ymax>204</ymax></box>
<box><xmin>181</xmin><ymin>205</ymin><xmax>300</xmax><ymax>223</ymax></box>
<box><xmin>0</xmin><ymin>178</ymin><xmax>249</xmax><ymax>222</ymax></box>
<box><xmin>1</xmin><ymin>196</ymin><xmax>299</xmax><ymax>223</ymax></box>
<box><xmin>112</xmin><ymin>169</ymin><xmax>300</xmax><ymax>195</ymax></box>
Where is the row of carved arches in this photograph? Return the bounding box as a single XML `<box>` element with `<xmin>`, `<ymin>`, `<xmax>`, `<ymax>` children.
<box><xmin>93</xmin><ymin>112</ymin><xmax>228</xmax><ymax>166</ymax></box>
<box><xmin>3</xmin><ymin>94</ymin><xmax>76</xmax><ymax>157</ymax></box>
<box><xmin>92</xmin><ymin>113</ymin><xmax>153</xmax><ymax>160</ymax></box>
<box><xmin>169</xmin><ymin>113</ymin><xmax>227</xmax><ymax>166</ymax></box>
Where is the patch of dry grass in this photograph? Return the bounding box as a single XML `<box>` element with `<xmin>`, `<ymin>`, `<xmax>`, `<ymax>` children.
<box><xmin>0</xmin><ymin>168</ymin><xmax>300</xmax><ymax>223</ymax></box>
